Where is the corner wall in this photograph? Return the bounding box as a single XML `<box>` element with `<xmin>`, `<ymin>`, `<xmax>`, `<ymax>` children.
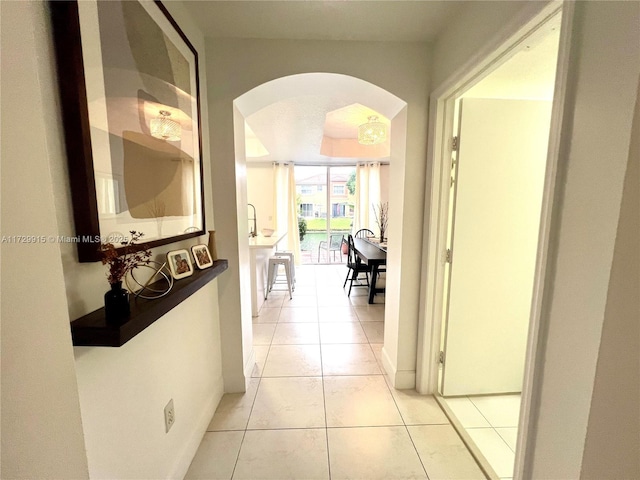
<box><xmin>0</xmin><ymin>1</ymin><xmax>89</xmax><ymax>477</ymax></box>
<box><xmin>428</xmin><ymin>0</ymin><xmax>640</xmax><ymax>476</ymax></box>
<box><xmin>2</xmin><ymin>1</ymin><xmax>224</xmax><ymax>478</ymax></box>
<box><xmin>580</xmin><ymin>78</ymin><xmax>640</xmax><ymax>480</ymax></box>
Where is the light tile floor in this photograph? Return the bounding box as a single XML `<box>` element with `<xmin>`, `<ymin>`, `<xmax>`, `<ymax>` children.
<box><xmin>441</xmin><ymin>394</ymin><xmax>522</xmax><ymax>479</ymax></box>
<box><xmin>186</xmin><ymin>265</ymin><xmax>486</xmax><ymax>480</ymax></box>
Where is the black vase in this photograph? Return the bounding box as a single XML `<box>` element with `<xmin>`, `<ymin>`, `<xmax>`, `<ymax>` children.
<box><xmin>104</xmin><ymin>281</ymin><xmax>130</xmax><ymax>323</ymax></box>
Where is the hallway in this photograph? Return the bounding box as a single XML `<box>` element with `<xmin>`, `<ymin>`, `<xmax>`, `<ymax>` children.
<box><xmin>186</xmin><ymin>265</ymin><xmax>485</xmax><ymax>479</ymax></box>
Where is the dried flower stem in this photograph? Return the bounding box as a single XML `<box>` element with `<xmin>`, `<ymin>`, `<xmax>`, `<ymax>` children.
<box><xmin>373</xmin><ymin>202</ymin><xmax>389</xmax><ymax>240</ymax></box>
<box><xmin>100</xmin><ymin>231</ymin><xmax>152</xmax><ymax>284</ymax></box>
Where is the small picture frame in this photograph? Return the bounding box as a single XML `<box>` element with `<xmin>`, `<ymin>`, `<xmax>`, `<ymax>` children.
<box><xmin>167</xmin><ymin>249</ymin><xmax>194</xmax><ymax>280</ymax></box>
<box><xmin>191</xmin><ymin>244</ymin><xmax>213</xmax><ymax>270</ymax></box>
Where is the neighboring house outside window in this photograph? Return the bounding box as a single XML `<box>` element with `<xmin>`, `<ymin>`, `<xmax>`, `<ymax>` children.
<box><xmin>300</xmin><ymin>203</ymin><xmax>314</xmax><ymax>217</ymax></box>
<box><xmin>333</xmin><ymin>185</ymin><xmax>345</xmax><ymax>195</ymax></box>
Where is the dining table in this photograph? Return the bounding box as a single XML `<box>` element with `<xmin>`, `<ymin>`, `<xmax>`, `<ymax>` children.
<box><xmin>353</xmin><ymin>237</ymin><xmax>387</xmax><ymax>304</ymax></box>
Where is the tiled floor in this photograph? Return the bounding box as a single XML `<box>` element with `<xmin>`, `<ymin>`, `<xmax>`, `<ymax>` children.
<box><xmin>186</xmin><ymin>265</ymin><xmax>486</xmax><ymax>480</ymax></box>
<box><xmin>440</xmin><ymin>394</ymin><xmax>521</xmax><ymax>479</ymax></box>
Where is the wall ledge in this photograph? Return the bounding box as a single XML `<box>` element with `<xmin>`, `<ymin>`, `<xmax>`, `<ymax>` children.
<box><xmin>71</xmin><ymin>260</ymin><xmax>228</xmax><ymax>347</ymax></box>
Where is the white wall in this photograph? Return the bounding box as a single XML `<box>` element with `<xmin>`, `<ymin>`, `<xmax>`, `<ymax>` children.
<box><xmin>0</xmin><ymin>2</ymin><xmax>89</xmax><ymax>477</ymax></box>
<box><xmin>247</xmin><ymin>164</ymin><xmax>276</xmax><ymax>232</ymax></box>
<box><xmin>74</xmin><ymin>284</ymin><xmax>222</xmax><ymax>479</ymax></box>
<box><xmin>431</xmin><ymin>1</ymin><xmax>545</xmax><ymax>90</ymax></box>
<box><xmin>1</xmin><ymin>1</ymin><xmax>224</xmax><ymax>478</ymax></box>
<box><xmin>429</xmin><ymin>0</ymin><xmax>640</xmax><ymax>476</ymax></box>
<box><xmin>526</xmin><ymin>2</ymin><xmax>639</xmax><ymax>476</ymax></box>
<box><xmin>580</xmin><ymin>79</ymin><xmax>640</xmax><ymax>480</ymax></box>
<box><xmin>207</xmin><ymin>39</ymin><xmax>431</xmax><ymax>390</ymax></box>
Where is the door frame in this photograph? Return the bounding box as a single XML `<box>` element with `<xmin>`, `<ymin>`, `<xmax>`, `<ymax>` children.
<box><xmin>415</xmin><ymin>1</ymin><xmax>575</xmax><ymax>478</ymax></box>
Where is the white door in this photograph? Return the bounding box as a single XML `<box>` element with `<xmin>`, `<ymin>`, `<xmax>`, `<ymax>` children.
<box><xmin>440</xmin><ymin>98</ymin><xmax>552</xmax><ymax>396</ymax></box>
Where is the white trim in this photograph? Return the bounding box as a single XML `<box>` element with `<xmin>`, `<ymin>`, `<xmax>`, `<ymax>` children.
<box><xmin>416</xmin><ymin>1</ymin><xmax>573</xmax><ymax>478</ymax></box>
<box><xmin>381</xmin><ymin>346</ymin><xmax>416</xmax><ymax>390</ymax></box>
<box><xmin>435</xmin><ymin>395</ymin><xmax>500</xmax><ymax>480</ymax></box>
<box><xmin>417</xmin><ymin>0</ymin><xmax>565</xmax><ymax>395</ymax></box>
<box><xmin>243</xmin><ymin>347</ymin><xmax>256</xmax><ymax>386</ymax></box>
<box><xmin>515</xmin><ymin>2</ymin><xmax>575</xmax><ymax>477</ymax></box>
<box><xmin>169</xmin><ymin>375</ymin><xmax>224</xmax><ymax>479</ymax></box>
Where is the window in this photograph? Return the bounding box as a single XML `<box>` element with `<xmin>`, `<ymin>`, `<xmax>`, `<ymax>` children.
<box><xmin>318</xmin><ymin>185</ymin><xmax>323</xmax><ymax>192</ymax></box>
<box><xmin>332</xmin><ymin>203</ymin><xmax>347</xmax><ymax>217</ymax></box>
<box><xmin>300</xmin><ymin>203</ymin><xmax>313</xmax><ymax>217</ymax></box>
<box><xmin>300</xmin><ymin>185</ymin><xmax>313</xmax><ymax>194</ymax></box>
<box><xmin>333</xmin><ymin>185</ymin><xmax>345</xmax><ymax>195</ymax></box>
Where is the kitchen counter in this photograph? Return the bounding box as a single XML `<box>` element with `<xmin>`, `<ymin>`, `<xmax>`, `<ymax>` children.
<box><xmin>248</xmin><ymin>231</ymin><xmax>287</xmax><ymax>249</ymax></box>
<box><xmin>248</xmin><ymin>231</ymin><xmax>287</xmax><ymax>316</ymax></box>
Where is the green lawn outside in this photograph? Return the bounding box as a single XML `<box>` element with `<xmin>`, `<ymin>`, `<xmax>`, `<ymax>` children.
<box><xmin>305</xmin><ymin>217</ymin><xmax>353</xmax><ymax>231</ymax></box>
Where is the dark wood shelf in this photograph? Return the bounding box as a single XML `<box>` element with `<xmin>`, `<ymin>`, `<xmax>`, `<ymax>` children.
<box><xmin>71</xmin><ymin>259</ymin><xmax>229</xmax><ymax>347</ymax></box>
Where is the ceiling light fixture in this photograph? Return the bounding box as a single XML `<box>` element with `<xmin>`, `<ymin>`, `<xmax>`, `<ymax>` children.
<box><xmin>358</xmin><ymin>115</ymin><xmax>387</xmax><ymax>145</ymax></box>
<box><xmin>150</xmin><ymin>110</ymin><xmax>180</xmax><ymax>141</ymax></box>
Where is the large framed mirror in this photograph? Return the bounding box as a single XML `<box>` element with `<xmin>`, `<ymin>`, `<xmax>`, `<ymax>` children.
<box><xmin>51</xmin><ymin>0</ymin><xmax>205</xmax><ymax>262</ymax></box>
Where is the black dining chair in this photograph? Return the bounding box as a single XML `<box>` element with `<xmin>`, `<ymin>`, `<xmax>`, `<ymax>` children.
<box><xmin>343</xmin><ymin>234</ymin><xmax>370</xmax><ymax>296</ymax></box>
<box><xmin>355</xmin><ymin>228</ymin><xmax>374</xmax><ymax>238</ymax></box>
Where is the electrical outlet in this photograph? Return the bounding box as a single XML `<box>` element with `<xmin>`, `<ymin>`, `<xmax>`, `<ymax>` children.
<box><xmin>164</xmin><ymin>399</ymin><xmax>175</xmax><ymax>433</ymax></box>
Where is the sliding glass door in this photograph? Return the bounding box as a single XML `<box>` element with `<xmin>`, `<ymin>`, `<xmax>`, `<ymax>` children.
<box><xmin>295</xmin><ymin>165</ymin><xmax>355</xmax><ymax>264</ymax></box>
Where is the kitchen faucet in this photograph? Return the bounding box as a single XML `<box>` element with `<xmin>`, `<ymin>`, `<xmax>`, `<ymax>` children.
<box><xmin>248</xmin><ymin>203</ymin><xmax>257</xmax><ymax>237</ymax></box>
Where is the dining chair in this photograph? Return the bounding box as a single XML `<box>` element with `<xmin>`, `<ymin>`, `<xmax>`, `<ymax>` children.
<box><xmin>355</xmin><ymin>228</ymin><xmax>374</xmax><ymax>238</ymax></box>
<box><xmin>343</xmin><ymin>234</ymin><xmax>370</xmax><ymax>296</ymax></box>
<box><xmin>318</xmin><ymin>233</ymin><xmax>344</xmax><ymax>263</ymax></box>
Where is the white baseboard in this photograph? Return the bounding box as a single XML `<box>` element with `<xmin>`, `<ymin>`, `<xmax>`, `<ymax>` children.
<box><xmin>243</xmin><ymin>347</ymin><xmax>256</xmax><ymax>388</ymax></box>
<box><xmin>170</xmin><ymin>375</ymin><xmax>224</xmax><ymax>479</ymax></box>
<box><xmin>381</xmin><ymin>346</ymin><xmax>416</xmax><ymax>390</ymax></box>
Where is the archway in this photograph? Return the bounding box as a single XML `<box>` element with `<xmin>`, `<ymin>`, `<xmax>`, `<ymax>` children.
<box><xmin>220</xmin><ymin>72</ymin><xmax>418</xmax><ymax>392</ymax></box>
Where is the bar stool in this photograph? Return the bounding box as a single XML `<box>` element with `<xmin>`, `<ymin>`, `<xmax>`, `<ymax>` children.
<box><xmin>266</xmin><ymin>255</ymin><xmax>293</xmax><ymax>300</ymax></box>
<box><xmin>275</xmin><ymin>250</ymin><xmax>296</xmax><ymax>285</ymax></box>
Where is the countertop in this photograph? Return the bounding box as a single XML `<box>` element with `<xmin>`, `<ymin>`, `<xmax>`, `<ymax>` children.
<box><xmin>248</xmin><ymin>231</ymin><xmax>287</xmax><ymax>249</ymax></box>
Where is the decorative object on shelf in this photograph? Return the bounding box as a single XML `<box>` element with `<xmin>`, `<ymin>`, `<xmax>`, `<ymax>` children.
<box><xmin>126</xmin><ymin>261</ymin><xmax>174</xmax><ymax>300</ymax></box>
<box><xmin>261</xmin><ymin>228</ymin><xmax>275</xmax><ymax>237</ymax></box>
<box><xmin>358</xmin><ymin>115</ymin><xmax>387</xmax><ymax>145</ymax></box>
<box><xmin>191</xmin><ymin>245</ymin><xmax>213</xmax><ymax>269</ymax></box>
<box><xmin>71</xmin><ymin>260</ymin><xmax>229</xmax><ymax>347</ymax></box>
<box><xmin>207</xmin><ymin>230</ymin><xmax>218</xmax><ymax>261</ymax></box>
<box><xmin>167</xmin><ymin>249</ymin><xmax>194</xmax><ymax>279</ymax></box>
<box><xmin>373</xmin><ymin>201</ymin><xmax>389</xmax><ymax>243</ymax></box>
<box><xmin>150</xmin><ymin>110</ymin><xmax>180</xmax><ymax>141</ymax></box>
<box><xmin>50</xmin><ymin>0</ymin><xmax>205</xmax><ymax>262</ymax></box>
<box><xmin>104</xmin><ymin>281</ymin><xmax>130</xmax><ymax>324</ymax></box>
<box><xmin>100</xmin><ymin>231</ymin><xmax>152</xmax><ymax>322</ymax></box>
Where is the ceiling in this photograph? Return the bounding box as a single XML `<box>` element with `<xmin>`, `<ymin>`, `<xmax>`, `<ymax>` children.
<box><xmin>180</xmin><ymin>1</ymin><xmax>559</xmax><ymax>165</ymax></box>
<box><xmin>181</xmin><ymin>1</ymin><xmax>465</xmax><ymax>42</ymax></box>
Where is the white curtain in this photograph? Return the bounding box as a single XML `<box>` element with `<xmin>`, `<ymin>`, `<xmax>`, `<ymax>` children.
<box><xmin>273</xmin><ymin>163</ymin><xmax>288</xmax><ymax>233</ymax></box>
<box><xmin>273</xmin><ymin>163</ymin><xmax>301</xmax><ymax>264</ymax></box>
<box><xmin>286</xmin><ymin>166</ymin><xmax>301</xmax><ymax>264</ymax></box>
<box><xmin>353</xmin><ymin>162</ymin><xmax>381</xmax><ymax>235</ymax></box>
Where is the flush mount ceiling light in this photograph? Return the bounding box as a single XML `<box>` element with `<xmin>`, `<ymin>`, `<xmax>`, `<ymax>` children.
<box><xmin>150</xmin><ymin>110</ymin><xmax>180</xmax><ymax>141</ymax></box>
<box><xmin>357</xmin><ymin>115</ymin><xmax>387</xmax><ymax>145</ymax></box>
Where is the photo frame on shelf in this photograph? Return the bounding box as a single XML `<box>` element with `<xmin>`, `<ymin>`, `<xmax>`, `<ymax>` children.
<box><xmin>50</xmin><ymin>0</ymin><xmax>205</xmax><ymax>262</ymax></box>
<box><xmin>191</xmin><ymin>244</ymin><xmax>213</xmax><ymax>269</ymax></box>
<box><xmin>167</xmin><ymin>249</ymin><xmax>194</xmax><ymax>280</ymax></box>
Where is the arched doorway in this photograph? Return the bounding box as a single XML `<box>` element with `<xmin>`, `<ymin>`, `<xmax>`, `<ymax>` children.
<box><xmin>215</xmin><ymin>72</ymin><xmax>425</xmax><ymax>393</ymax></box>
